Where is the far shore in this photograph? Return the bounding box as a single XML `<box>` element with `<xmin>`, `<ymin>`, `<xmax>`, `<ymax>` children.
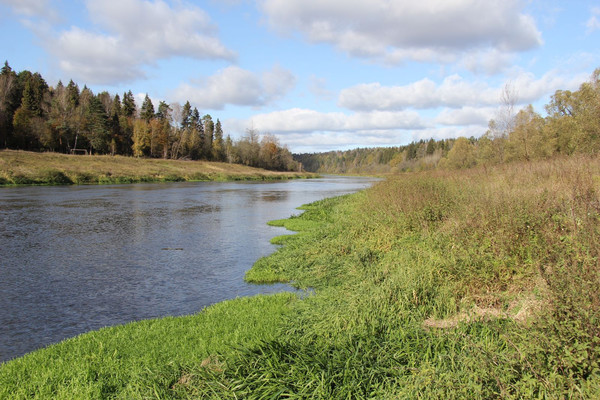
<box><xmin>0</xmin><ymin>150</ymin><xmax>315</xmax><ymax>186</ymax></box>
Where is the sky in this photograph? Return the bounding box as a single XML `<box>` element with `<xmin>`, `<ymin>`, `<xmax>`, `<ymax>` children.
<box><xmin>0</xmin><ymin>0</ymin><xmax>599</xmax><ymax>153</ymax></box>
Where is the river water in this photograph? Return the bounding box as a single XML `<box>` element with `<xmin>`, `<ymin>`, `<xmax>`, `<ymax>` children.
<box><xmin>0</xmin><ymin>176</ymin><xmax>376</xmax><ymax>363</ymax></box>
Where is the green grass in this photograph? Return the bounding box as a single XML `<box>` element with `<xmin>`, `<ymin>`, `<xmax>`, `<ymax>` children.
<box><xmin>0</xmin><ymin>150</ymin><xmax>314</xmax><ymax>185</ymax></box>
<box><xmin>0</xmin><ymin>294</ymin><xmax>296</xmax><ymax>399</ymax></box>
<box><xmin>2</xmin><ymin>155</ymin><xmax>600</xmax><ymax>398</ymax></box>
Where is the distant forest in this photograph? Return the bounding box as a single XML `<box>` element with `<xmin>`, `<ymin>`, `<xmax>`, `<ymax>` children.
<box><xmin>0</xmin><ymin>62</ymin><xmax>299</xmax><ymax>172</ymax></box>
<box><xmin>2</xmin><ymin>61</ymin><xmax>599</xmax><ymax>175</ymax></box>
<box><xmin>296</xmin><ymin>68</ymin><xmax>600</xmax><ymax>174</ymax></box>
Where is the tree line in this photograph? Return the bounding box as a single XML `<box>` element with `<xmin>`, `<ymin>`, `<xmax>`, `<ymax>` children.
<box><xmin>296</xmin><ymin>68</ymin><xmax>600</xmax><ymax>174</ymax></box>
<box><xmin>0</xmin><ymin>62</ymin><xmax>299</xmax><ymax>172</ymax></box>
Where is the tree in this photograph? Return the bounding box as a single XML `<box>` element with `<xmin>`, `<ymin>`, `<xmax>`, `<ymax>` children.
<box><xmin>132</xmin><ymin>119</ymin><xmax>150</xmax><ymax>157</ymax></box>
<box><xmin>202</xmin><ymin>114</ymin><xmax>214</xmax><ymax>159</ymax></box>
<box><xmin>212</xmin><ymin>119</ymin><xmax>225</xmax><ymax>161</ymax></box>
<box><xmin>66</xmin><ymin>80</ymin><xmax>80</xmax><ymax>109</ymax></box>
<box><xmin>108</xmin><ymin>94</ymin><xmax>122</xmax><ymax>155</ymax></box>
<box><xmin>444</xmin><ymin>137</ymin><xmax>476</xmax><ymax>169</ymax></box>
<box><xmin>150</xmin><ymin>118</ymin><xmax>170</xmax><ymax>158</ymax></box>
<box><xmin>12</xmin><ymin>105</ymin><xmax>35</xmax><ymax>149</ymax></box>
<box><xmin>237</xmin><ymin>128</ymin><xmax>261</xmax><ymax>166</ymax></box>
<box><xmin>122</xmin><ymin>90</ymin><xmax>136</xmax><ymax>117</ymax></box>
<box><xmin>184</xmin><ymin>107</ymin><xmax>203</xmax><ymax>159</ymax></box>
<box><xmin>0</xmin><ymin>61</ymin><xmax>18</xmax><ymax>147</ymax></box>
<box><xmin>506</xmin><ymin>105</ymin><xmax>547</xmax><ymax>161</ymax></box>
<box><xmin>10</xmin><ymin>72</ymin><xmax>50</xmax><ymax>150</ymax></box>
<box><xmin>571</xmin><ymin>69</ymin><xmax>600</xmax><ymax>155</ymax></box>
<box><xmin>406</xmin><ymin>142</ymin><xmax>418</xmax><ymax>160</ymax></box>
<box><xmin>425</xmin><ymin>138</ymin><xmax>436</xmax><ymax>155</ymax></box>
<box><xmin>152</xmin><ymin>102</ymin><xmax>172</xmax><ymax>158</ymax></box>
<box><xmin>181</xmin><ymin>101</ymin><xmax>192</xmax><ymax>129</ymax></box>
<box><xmin>156</xmin><ymin>101</ymin><xmax>171</xmax><ymax>121</ymax></box>
<box><xmin>140</xmin><ymin>94</ymin><xmax>155</xmax><ymax>122</ymax></box>
<box><xmin>47</xmin><ymin>81</ymin><xmax>71</xmax><ymax>152</ymax></box>
<box><xmin>492</xmin><ymin>81</ymin><xmax>518</xmax><ymax>139</ymax></box>
<box><xmin>225</xmin><ymin>135</ymin><xmax>235</xmax><ymax>163</ymax></box>
<box><xmin>259</xmin><ymin>133</ymin><xmax>280</xmax><ymax>169</ymax></box>
<box><xmin>83</xmin><ymin>95</ymin><xmax>109</xmax><ymax>154</ymax></box>
<box><xmin>20</xmin><ymin>72</ymin><xmax>48</xmax><ymax>117</ymax></box>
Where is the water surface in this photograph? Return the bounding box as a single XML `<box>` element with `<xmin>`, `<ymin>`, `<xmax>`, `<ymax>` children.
<box><xmin>0</xmin><ymin>176</ymin><xmax>376</xmax><ymax>362</ymax></box>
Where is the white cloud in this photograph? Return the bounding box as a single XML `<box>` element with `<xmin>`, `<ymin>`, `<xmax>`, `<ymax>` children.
<box><xmin>259</xmin><ymin>0</ymin><xmax>542</xmax><ymax>66</ymax></box>
<box><xmin>170</xmin><ymin>65</ymin><xmax>296</xmax><ymax>110</ymax></box>
<box><xmin>1</xmin><ymin>0</ymin><xmax>51</xmax><ymax>17</ymax></box>
<box><xmin>339</xmin><ymin>75</ymin><xmax>498</xmax><ymax>111</ymax></box>
<box><xmin>0</xmin><ymin>0</ymin><xmax>60</xmax><ymax>22</ymax></box>
<box><xmin>46</xmin><ymin>0</ymin><xmax>235</xmax><ymax>84</ymax></box>
<box><xmin>586</xmin><ymin>7</ymin><xmax>600</xmax><ymax>34</ymax></box>
<box><xmin>339</xmin><ymin>70</ymin><xmax>588</xmax><ymax>112</ymax></box>
<box><xmin>235</xmin><ymin>108</ymin><xmax>424</xmax><ymax>135</ymax></box>
<box><xmin>434</xmin><ymin>107</ymin><xmax>496</xmax><ymax>126</ymax></box>
<box><xmin>460</xmin><ymin>49</ymin><xmax>515</xmax><ymax>75</ymax></box>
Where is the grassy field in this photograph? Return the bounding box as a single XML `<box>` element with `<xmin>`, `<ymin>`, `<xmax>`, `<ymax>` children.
<box><xmin>1</xmin><ymin>155</ymin><xmax>600</xmax><ymax>398</ymax></box>
<box><xmin>0</xmin><ymin>150</ymin><xmax>313</xmax><ymax>185</ymax></box>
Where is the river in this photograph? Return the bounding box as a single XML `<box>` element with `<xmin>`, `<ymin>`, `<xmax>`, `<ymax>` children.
<box><xmin>0</xmin><ymin>176</ymin><xmax>376</xmax><ymax>363</ymax></box>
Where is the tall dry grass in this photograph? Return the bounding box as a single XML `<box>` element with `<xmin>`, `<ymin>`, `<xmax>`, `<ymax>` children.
<box><xmin>236</xmin><ymin>155</ymin><xmax>600</xmax><ymax>398</ymax></box>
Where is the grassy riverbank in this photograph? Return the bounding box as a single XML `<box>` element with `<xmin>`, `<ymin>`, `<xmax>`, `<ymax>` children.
<box><xmin>0</xmin><ymin>150</ymin><xmax>312</xmax><ymax>185</ymax></box>
<box><xmin>2</xmin><ymin>155</ymin><xmax>600</xmax><ymax>398</ymax></box>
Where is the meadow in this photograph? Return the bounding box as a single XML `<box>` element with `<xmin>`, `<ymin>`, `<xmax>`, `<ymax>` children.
<box><xmin>0</xmin><ymin>150</ymin><xmax>311</xmax><ymax>185</ymax></box>
<box><xmin>1</xmin><ymin>155</ymin><xmax>599</xmax><ymax>398</ymax></box>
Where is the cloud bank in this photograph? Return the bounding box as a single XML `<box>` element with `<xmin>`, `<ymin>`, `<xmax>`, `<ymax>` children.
<box><xmin>260</xmin><ymin>0</ymin><xmax>542</xmax><ymax>70</ymax></box>
<box><xmin>17</xmin><ymin>0</ymin><xmax>236</xmax><ymax>84</ymax></box>
<box><xmin>171</xmin><ymin>65</ymin><xmax>296</xmax><ymax>110</ymax></box>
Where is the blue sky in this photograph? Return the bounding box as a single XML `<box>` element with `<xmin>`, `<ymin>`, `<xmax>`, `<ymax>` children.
<box><xmin>1</xmin><ymin>0</ymin><xmax>599</xmax><ymax>153</ymax></box>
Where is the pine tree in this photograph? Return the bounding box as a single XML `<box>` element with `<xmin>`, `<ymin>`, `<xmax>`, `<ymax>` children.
<box><xmin>108</xmin><ymin>94</ymin><xmax>122</xmax><ymax>155</ymax></box>
<box><xmin>1</xmin><ymin>61</ymin><xmax>11</xmax><ymax>75</ymax></box>
<box><xmin>0</xmin><ymin>61</ymin><xmax>18</xmax><ymax>147</ymax></box>
<box><xmin>140</xmin><ymin>94</ymin><xmax>155</xmax><ymax>122</ymax></box>
<box><xmin>202</xmin><ymin>114</ymin><xmax>214</xmax><ymax>159</ymax></box>
<box><xmin>84</xmin><ymin>94</ymin><xmax>109</xmax><ymax>154</ymax></box>
<box><xmin>187</xmin><ymin>108</ymin><xmax>203</xmax><ymax>159</ymax></box>
<box><xmin>212</xmin><ymin>118</ymin><xmax>225</xmax><ymax>161</ymax></box>
<box><xmin>66</xmin><ymin>80</ymin><xmax>79</xmax><ymax>109</ymax></box>
<box><xmin>181</xmin><ymin>101</ymin><xmax>191</xmax><ymax>129</ymax></box>
<box><xmin>122</xmin><ymin>90</ymin><xmax>136</xmax><ymax>117</ymax></box>
<box><xmin>156</xmin><ymin>101</ymin><xmax>171</xmax><ymax>121</ymax></box>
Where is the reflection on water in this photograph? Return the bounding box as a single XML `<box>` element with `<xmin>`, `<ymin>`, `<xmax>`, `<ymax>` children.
<box><xmin>0</xmin><ymin>176</ymin><xmax>377</xmax><ymax>362</ymax></box>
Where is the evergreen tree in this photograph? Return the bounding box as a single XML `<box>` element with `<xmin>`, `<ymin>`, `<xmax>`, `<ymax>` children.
<box><xmin>156</xmin><ymin>101</ymin><xmax>171</xmax><ymax>121</ymax></box>
<box><xmin>181</xmin><ymin>101</ymin><xmax>192</xmax><ymax>129</ymax></box>
<box><xmin>20</xmin><ymin>73</ymin><xmax>48</xmax><ymax>117</ymax></box>
<box><xmin>108</xmin><ymin>94</ymin><xmax>122</xmax><ymax>155</ymax></box>
<box><xmin>202</xmin><ymin>114</ymin><xmax>214</xmax><ymax>159</ymax></box>
<box><xmin>83</xmin><ymin>94</ymin><xmax>109</xmax><ymax>154</ymax></box>
<box><xmin>140</xmin><ymin>94</ymin><xmax>155</xmax><ymax>122</ymax></box>
<box><xmin>426</xmin><ymin>139</ymin><xmax>436</xmax><ymax>155</ymax></box>
<box><xmin>66</xmin><ymin>80</ymin><xmax>79</xmax><ymax>109</ymax></box>
<box><xmin>0</xmin><ymin>61</ymin><xmax>18</xmax><ymax>147</ymax></box>
<box><xmin>212</xmin><ymin>119</ymin><xmax>225</xmax><ymax>161</ymax></box>
<box><xmin>122</xmin><ymin>90</ymin><xmax>136</xmax><ymax>117</ymax></box>
<box><xmin>183</xmin><ymin>107</ymin><xmax>203</xmax><ymax>159</ymax></box>
<box><xmin>1</xmin><ymin>61</ymin><xmax>11</xmax><ymax>75</ymax></box>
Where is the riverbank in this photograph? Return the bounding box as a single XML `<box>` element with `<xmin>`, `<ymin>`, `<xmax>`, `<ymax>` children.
<box><xmin>0</xmin><ymin>150</ymin><xmax>313</xmax><ymax>185</ymax></box>
<box><xmin>1</xmin><ymin>155</ymin><xmax>599</xmax><ymax>398</ymax></box>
